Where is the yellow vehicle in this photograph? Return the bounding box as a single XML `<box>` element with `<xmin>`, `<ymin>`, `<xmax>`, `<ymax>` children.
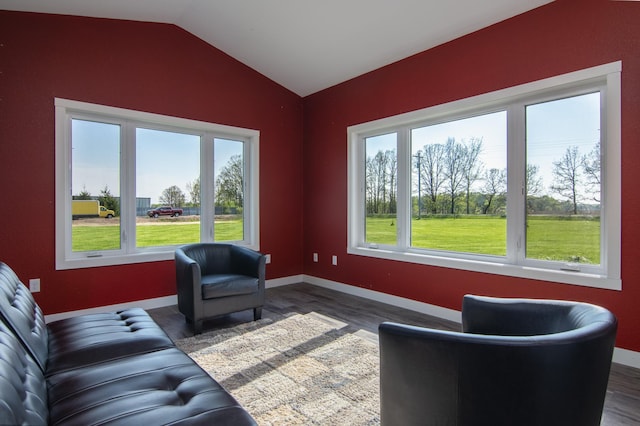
<box><xmin>72</xmin><ymin>200</ymin><xmax>115</xmax><ymax>219</ymax></box>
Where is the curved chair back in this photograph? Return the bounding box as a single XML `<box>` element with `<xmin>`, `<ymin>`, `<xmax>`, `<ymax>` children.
<box><xmin>379</xmin><ymin>295</ymin><xmax>617</xmax><ymax>426</ymax></box>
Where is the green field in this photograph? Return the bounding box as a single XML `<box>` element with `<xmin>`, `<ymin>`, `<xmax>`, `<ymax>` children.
<box><xmin>72</xmin><ymin>220</ymin><xmax>243</xmax><ymax>251</ymax></box>
<box><xmin>73</xmin><ymin>215</ymin><xmax>600</xmax><ymax>264</ymax></box>
<box><xmin>366</xmin><ymin>215</ymin><xmax>600</xmax><ymax>263</ymax></box>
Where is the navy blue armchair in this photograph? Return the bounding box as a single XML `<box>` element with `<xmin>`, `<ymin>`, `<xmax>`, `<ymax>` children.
<box><xmin>175</xmin><ymin>243</ymin><xmax>266</xmax><ymax>334</ymax></box>
<box><xmin>379</xmin><ymin>295</ymin><xmax>617</xmax><ymax>426</ymax></box>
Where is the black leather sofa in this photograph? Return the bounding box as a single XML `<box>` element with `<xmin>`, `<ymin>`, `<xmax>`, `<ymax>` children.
<box><xmin>0</xmin><ymin>261</ymin><xmax>257</xmax><ymax>425</ymax></box>
<box><xmin>379</xmin><ymin>294</ymin><xmax>618</xmax><ymax>426</ymax></box>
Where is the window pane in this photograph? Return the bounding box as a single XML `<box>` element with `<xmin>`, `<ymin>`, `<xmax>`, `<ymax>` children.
<box><xmin>214</xmin><ymin>138</ymin><xmax>244</xmax><ymax>242</ymax></box>
<box><xmin>365</xmin><ymin>133</ymin><xmax>397</xmax><ymax>245</ymax></box>
<box><xmin>71</xmin><ymin>119</ymin><xmax>121</xmax><ymax>252</ymax></box>
<box><xmin>136</xmin><ymin>128</ymin><xmax>200</xmax><ymax>247</ymax></box>
<box><xmin>410</xmin><ymin>111</ymin><xmax>507</xmax><ymax>255</ymax></box>
<box><xmin>526</xmin><ymin>92</ymin><xmax>601</xmax><ymax>264</ymax></box>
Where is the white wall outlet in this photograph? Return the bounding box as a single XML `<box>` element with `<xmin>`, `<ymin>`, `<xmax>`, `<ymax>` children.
<box><xmin>29</xmin><ymin>278</ymin><xmax>41</xmax><ymax>293</ymax></box>
<box><xmin>332</xmin><ymin>255</ymin><xmax>338</xmax><ymax>266</ymax></box>
<box><xmin>265</xmin><ymin>254</ymin><xmax>271</xmax><ymax>264</ymax></box>
<box><xmin>313</xmin><ymin>253</ymin><xmax>318</xmax><ymax>262</ymax></box>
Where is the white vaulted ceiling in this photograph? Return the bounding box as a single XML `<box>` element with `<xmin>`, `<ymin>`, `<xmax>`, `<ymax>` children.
<box><xmin>0</xmin><ymin>0</ymin><xmax>553</xmax><ymax>96</ymax></box>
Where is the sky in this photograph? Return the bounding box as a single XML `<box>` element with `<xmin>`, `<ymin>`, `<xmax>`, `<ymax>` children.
<box><xmin>72</xmin><ymin>92</ymin><xmax>600</xmax><ymax>205</ymax></box>
<box><xmin>72</xmin><ymin>121</ymin><xmax>242</xmax><ymax>204</ymax></box>
<box><xmin>366</xmin><ymin>91</ymin><xmax>600</xmax><ymax>198</ymax></box>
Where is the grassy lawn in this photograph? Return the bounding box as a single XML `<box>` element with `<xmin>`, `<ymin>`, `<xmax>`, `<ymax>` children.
<box><xmin>526</xmin><ymin>216</ymin><xmax>600</xmax><ymax>263</ymax></box>
<box><xmin>74</xmin><ymin>215</ymin><xmax>599</xmax><ymax>264</ymax></box>
<box><xmin>72</xmin><ymin>219</ymin><xmax>243</xmax><ymax>251</ymax></box>
<box><xmin>366</xmin><ymin>215</ymin><xmax>600</xmax><ymax>263</ymax></box>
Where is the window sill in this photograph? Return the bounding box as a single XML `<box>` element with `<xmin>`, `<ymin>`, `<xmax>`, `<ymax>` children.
<box><xmin>56</xmin><ymin>250</ymin><xmax>175</xmax><ymax>270</ymax></box>
<box><xmin>347</xmin><ymin>246</ymin><xmax>621</xmax><ymax>291</ymax></box>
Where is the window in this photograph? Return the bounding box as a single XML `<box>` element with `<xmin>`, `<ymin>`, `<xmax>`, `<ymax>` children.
<box><xmin>348</xmin><ymin>62</ymin><xmax>621</xmax><ymax>290</ymax></box>
<box><xmin>56</xmin><ymin>99</ymin><xmax>259</xmax><ymax>270</ymax></box>
<box><xmin>410</xmin><ymin>111</ymin><xmax>507</xmax><ymax>256</ymax></box>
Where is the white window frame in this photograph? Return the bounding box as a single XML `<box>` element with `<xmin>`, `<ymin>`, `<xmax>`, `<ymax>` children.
<box><xmin>55</xmin><ymin>98</ymin><xmax>260</xmax><ymax>270</ymax></box>
<box><xmin>348</xmin><ymin>61</ymin><xmax>621</xmax><ymax>290</ymax></box>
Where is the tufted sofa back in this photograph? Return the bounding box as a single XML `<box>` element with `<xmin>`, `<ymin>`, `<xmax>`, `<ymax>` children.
<box><xmin>0</xmin><ymin>262</ymin><xmax>49</xmax><ymax>371</ymax></box>
<box><xmin>0</xmin><ymin>318</ymin><xmax>48</xmax><ymax>425</ymax></box>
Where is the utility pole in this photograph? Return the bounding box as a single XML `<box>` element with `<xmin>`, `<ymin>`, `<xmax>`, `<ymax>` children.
<box><xmin>414</xmin><ymin>153</ymin><xmax>422</xmax><ymax>219</ymax></box>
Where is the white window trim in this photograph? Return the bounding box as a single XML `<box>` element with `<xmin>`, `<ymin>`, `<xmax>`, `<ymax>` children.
<box><xmin>55</xmin><ymin>98</ymin><xmax>260</xmax><ymax>270</ymax></box>
<box><xmin>348</xmin><ymin>61</ymin><xmax>621</xmax><ymax>291</ymax></box>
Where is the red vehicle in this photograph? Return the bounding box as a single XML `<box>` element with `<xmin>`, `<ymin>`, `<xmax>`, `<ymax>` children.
<box><xmin>147</xmin><ymin>206</ymin><xmax>183</xmax><ymax>218</ymax></box>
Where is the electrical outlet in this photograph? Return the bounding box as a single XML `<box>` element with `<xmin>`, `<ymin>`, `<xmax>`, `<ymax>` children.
<box><xmin>265</xmin><ymin>254</ymin><xmax>271</xmax><ymax>264</ymax></box>
<box><xmin>332</xmin><ymin>255</ymin><xmax>338</xmax><ymax>266</ymax></box>
<box><xmin>313</xmin><ymin>253</ymin><xmax>318</xmax><ymax>262</ymax></box>
<box><xmin>29</xmin><ymin>278</ymin><xmax>41</xmax><ymax>293</ymax></box>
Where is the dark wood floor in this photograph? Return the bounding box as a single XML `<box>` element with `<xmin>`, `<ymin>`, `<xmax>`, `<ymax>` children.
<box><xmin>148</xmin><ymin>283</ymin><xmax>640</xmax><ymax>425</ymax></box>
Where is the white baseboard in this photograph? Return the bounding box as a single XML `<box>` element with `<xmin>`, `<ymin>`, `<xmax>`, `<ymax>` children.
<box><xmin>42</xmin><ymin>273</ymin><xmax>640</xmax><ymax>369</ymax></box>
<box><xmin>44</xmin><ymin>295</ymin><xmax>178</xmax><ymax>323</ymax></box>
<box><xmin>303</xmin><ymin>275</ymin><xmax>462</xmax><ymax>323</ymax></box>
<box><xmin>266</xmin><ymin>274</ymin><xmax>304</xmax><ymax>288</ymax></box>
<box><xmin>613</xmin><ymin>347</ymin><xmax>640</xmax><ymax>368</ymax></box>
<box><xmin>43</xmin><ymin>275</ymin><xmax>302</xmax><ymax>323</ymax></box>
<box><xmin>303</xmin><ymin>274</ymin><xmax>640</xmax><ymax>370</ymax></box>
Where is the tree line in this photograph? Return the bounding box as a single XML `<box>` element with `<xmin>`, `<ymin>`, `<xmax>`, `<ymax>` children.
<box><xmin>158</xmin><ymin>154</ymin><xmax>244</xmax><ymax>213</ymax></box>
<box><xmin>74</xmin><ymin>155</ymin><xmax>244</xmax><ymax>215</ymax></box>
<box><xmin>366</xmin><ymin>139</ymin><xmax>601</xmax><ymax>217</ymax></box>
<box><xmin>75</xmin><ymin>185</ymin><xmax>120</xmax><ymax>215</ymax></box>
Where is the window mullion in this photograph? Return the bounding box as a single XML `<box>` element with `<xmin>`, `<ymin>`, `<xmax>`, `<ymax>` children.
<box><xmin>244</xmin><ymin>136</ymin><xmax>259</xmax><ymax>248</ymax></box>
<box><xmin>121</xmin><ymin>122</ymin><xmax>136</xmax><ymax>253</ymax></box>
<box><xmin>603</xmin><ymin>72</ymin><xmax>621</xmax><ymax>280</ymax></box>
<box><xmin>396</xmin><ymin>127</ymin><xmax>411</xmax><ymax>250</ymax></box>
<box><xmin>201</xmin><ymin>134</ymin><xmax>215</xmax><ymax>242</ymax></box>
<box><xmin>347</xmin><ymin>133</ymin><xmax>365</xmax><ymax>248</ymax></box>
<box><xmin>506</xmin><ymin>104</ymin><xmax>526</xmax><ymax>265</ymax></box>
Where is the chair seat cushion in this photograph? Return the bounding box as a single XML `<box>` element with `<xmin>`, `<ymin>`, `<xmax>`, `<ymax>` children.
<box><xmin>201</xmin><ymin>274</ymin><xmax>259</xmax><ymax>299</ymax></box>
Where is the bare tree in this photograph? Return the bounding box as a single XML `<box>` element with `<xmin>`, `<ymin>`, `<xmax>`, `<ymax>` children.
<box><xmin>386</xmin><ymin>150</ymin><xmax>397</xmax><ymax>213</ymax></box>
<box><xmin>419</xmin><ymin>143</ymin><xmax>446</xmax><ymax>214</ymax></box>
<box><xmin>526</xmin><ymin>163</ymin><xmax>544</xmax><ymax>196</ymax></box>
<box><xmin>443</xmin><ymin>138</ymin><xmax>465</xmax><ymax>214</ymax></box>
<box><xmin>482</xmin><ymin>168</ymin><xmax>506</xmax><ymax>214</ymax></box>
<box><xmin>365</xmin><ymin>156</ymin><xmax>377</xmax><ymax>214</ymax></box>
<box><xmin>186</xmin><ymin>176</ymin><xmax>200</xmax><ymax>206</ymax></box>
<box><xmin>525</xmin><ymin>163</ymin><xmax>545</xmax><ymax>214</ymax></box>
<box><xmin>582</xmin><ymin>141</ymin><xmax>601</xmax><ymax>203</ymax></box>
<box><xmin>365</xmin><ymin>152</ymin><xmax>387</xmax><ymax>214</ymax></box>
<box><xmin>365</xmin><ymin>149</ymin><xmax>396</xmax><ymax>214</ymax></box>
<box><xmin>159</xmin><ymin>185</ymin><xmax>186</xmax><ymax>207</ymax></box>
<box><xmin>375</xmin><ymin>151</ymin><xmax>389</xmax><ymax>214</ymax></box>
<box><xmin>461</xmin><ymin>137</ymin><xmax>483</xmax><ymax>214</ymax></box>
<box><xmin>551</xmin><ymin>146</ymin><xmax>582</xmax><ymax>214</ymax></box>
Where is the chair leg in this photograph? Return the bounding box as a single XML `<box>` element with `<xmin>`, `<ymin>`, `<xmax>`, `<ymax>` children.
<box><xmin>253</xmin><ymin>307</ymin><xmax>262</xmax><ymax>321</ymax></box>
<box><xmin>193</xmin><ymin>319</ymin><xmax>203</xmax><ymax>335</ymax></box>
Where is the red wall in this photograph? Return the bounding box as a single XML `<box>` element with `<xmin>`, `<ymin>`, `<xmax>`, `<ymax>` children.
<box><xmin>0</xmin><ymin>12</ymin><xmax>304</xmax><ymax>314</ymax></box>
<box><xmin>2</xmin><ymin>1</ymin><xmax>640</xmax><ymax>353</ymax></box>
<box><xmin>303</xmin><ymin>0</ymin><xmax>640</xmax><ymax>352</ymax></box>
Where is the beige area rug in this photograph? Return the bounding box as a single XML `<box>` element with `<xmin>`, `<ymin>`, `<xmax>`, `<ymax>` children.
<box><xmin>174</xmin><ymin>312</ymin><xmax>380</xmax><ymax>425</ymax></box>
